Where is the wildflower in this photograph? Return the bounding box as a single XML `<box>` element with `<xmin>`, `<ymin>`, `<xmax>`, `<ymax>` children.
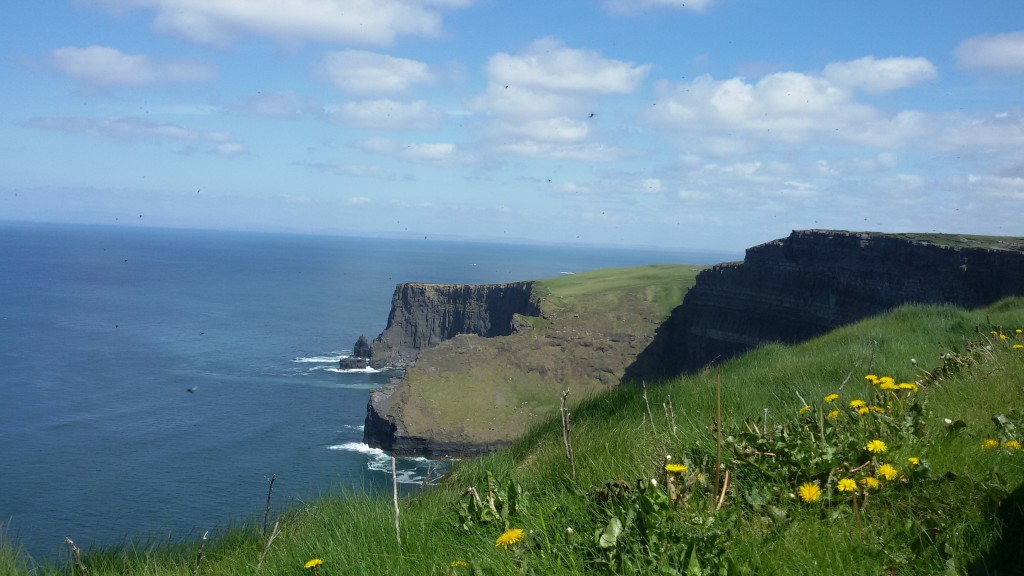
<box><xmin>824</xmin><ymin>393</ymin><xmax>840</xmax><ymax>403</ymax></box>
<box><xmin>1014</xmin><ymin>344</ymin><xmax>1023</xmax><ymax>350</ymax></box>
<box><xmin>304</xmin><ymin>558</ymin><xmax>324</xmax><ymax>571</ymax></box>
<box><xmin>1016</xmin><ymin>329</ymin><xmax>1022</xmax><ymax>334</ymax></box>
<box><xmin>665</xmin><ymin>463</ymin><xmax>688</xmax><ymax>474</ymax></box>
<box><xmin>798</xmin><ymin>482</ymin><xmax>821</xmax><ymax>503</ymax></box>
<box><xmin>876</xmin><ymin>464</ymin><xmax>898</xmax><ymax>481</ymax></box>
<box><xmin>981</xmin><ymin>438</ymin><xmax>1000</xmax><ymax>450</ymax></box>
<box><xmin>1004</xmin><ymin>440</ymin><xmax>1022</xmax><ymax>450</ymax></box>
<box><xmin>908</xmin><ymin>457</ymin><xmax>920</xmax><ymax>466</ymax></box>
<box><xmin>451</xmin><ymin>560</ymin><xmax>469</xmax><ymax>568</ymax></box>
<box><xmin>861</xmin><ymin>477</ymin><xmax>880</xmax><ymax>490</ymax></box>
<box><xmin>864</xmin><ymin>374</ymin><xmax>878</xmax><ymax>384</ymax></box>
<box><xmin>827</xmin><ymin>410</ymin><xmax>840</xmax><ymax>420</ymax></box>
<box><xmin>870</xmin><ymin>405</ymin><xmax>885</xmax><ymax>414</ymax></box>
<box><xmin>858</xmin><ymin>407</ymin><xmax>870</xmax><ymax>415</ymax></box>
<box><xmin>879</xmin><ymin>376</ymin><xmax>895</xmax><ymax>386</ymax></box>
<box><xmin>866</xmin><ymin>439</ymin><xmax>888</xmax><ymax>454</ymax></box>
<box><xmin>879</xmin><ymin>381</ymin><xmax>898</xmax><ymax>391</ymax></box>
<box><xmin>849</xmin><ymin>399</ymin><xmax>867</xmax><ymax>409</ymax></box>
<box><xmin>1000</xmin><ymin>334</ymin><xmax>1008</xmax><ymax>340</ymax></box>
<box><xmin>837</xmin><ymin>478</ymin><xmax>858</xmax><ymax>493</ymax></box>
<box><xmin>799</xmin><ymin>405</ymin><xmax>813</xmax><ymax>414</ymax></box>
<box><xmin>496</xmin><ymin>528</ymin><xmax>525</xmax><ymax>549</ymax></box>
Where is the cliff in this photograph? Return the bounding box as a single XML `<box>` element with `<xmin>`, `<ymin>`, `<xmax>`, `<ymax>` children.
<box><xmin>370</xmin><ymin>282</ymin><xmax>539</xmax><ymax>369</ymax></box>
<box><xmin>363</xmin><ymin>266</ymin><xmax>701</xmax><ymax>457</ymax></box>
<box><xmin>672</xmin><ymin>230</ymin><xmax>1024</xmax><ymax>372</ymax></box>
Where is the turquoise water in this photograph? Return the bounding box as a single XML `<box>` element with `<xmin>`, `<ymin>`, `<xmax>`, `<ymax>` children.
<box><xmin>0</xmin><ymin>222</ymin><xmax>731</xmax><ymax>560</ymax></box>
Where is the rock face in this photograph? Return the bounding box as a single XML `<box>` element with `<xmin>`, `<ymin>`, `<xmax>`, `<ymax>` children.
<box><xmin>672</xmin><ymin>230</ymin><xmax>1024</xmax><ymax>372</ymax></box>
<box><xmin>364</xmin><ymin>281</ymin><xmax>541</xmax><ymax>455</ymax></box>
<box><xmin>338</xmin><ymin>335</ymin><xmax>372</xmax><ymax>370</ymax></box>
<box><xmin>369</xmin><ymin>282</ymin><xmax>539</xmax><ymax>369</ymax></box>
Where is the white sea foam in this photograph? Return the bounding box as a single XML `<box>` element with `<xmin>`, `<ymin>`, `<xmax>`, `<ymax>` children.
<box><xmin>323</xmin><ymin>366</ymin><xmax>382</xmax><ymax>374</ymax></box>
<box><xmin>328</xmin><ymin>442</ymin><xmax>445</xmax><ymax>485</ymax></box>
<box><xmin>342</xmin><ymin>424</ymin><xmax>365</xmax><ymax>431</ymax></box>
<box><xmin>327</xmin><ymin>442</ymin><xmax>384</xmax><ymax>456</ymax></box>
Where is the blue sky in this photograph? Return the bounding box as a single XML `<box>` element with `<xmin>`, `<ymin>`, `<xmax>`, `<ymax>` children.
<box><xmin>2</xmin><ymin>1</ymin><xmax>1023</xmax><ymax>251</ymax></box>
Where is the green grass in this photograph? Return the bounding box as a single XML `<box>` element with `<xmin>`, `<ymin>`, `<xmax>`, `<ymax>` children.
<box><xmin>5</xmin><ymin>298</ymin><xmax>1024</xmax><ymax>575</ymax></box>
<box><xmin>389</xmin><ymin>264</ymin><xmax>704</xmax><ymax>448</ymax></box>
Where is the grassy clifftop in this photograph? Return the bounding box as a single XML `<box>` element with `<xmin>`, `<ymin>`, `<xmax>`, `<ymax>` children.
<box><xmin>386</xmin><ymin>264</ymin><xmax>704</xmax><ymax>451</ymax></box>
<box><xmin>8</xmin><ymin>297</ymin><xmax>1024</xmax><ymax>574</ymax></box>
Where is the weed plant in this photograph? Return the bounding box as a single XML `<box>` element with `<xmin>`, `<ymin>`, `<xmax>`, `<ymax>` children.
<box><xmin>3</xmin><ymin>299</ymin><xmax>1024</xmax><ymax>574</ymax></box>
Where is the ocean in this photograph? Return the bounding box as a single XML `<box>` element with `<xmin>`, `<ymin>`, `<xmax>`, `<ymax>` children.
<box><xmin>0</xmin><ymin>222</ymin><xmax>732</xmax><ymax>561</ymax></box>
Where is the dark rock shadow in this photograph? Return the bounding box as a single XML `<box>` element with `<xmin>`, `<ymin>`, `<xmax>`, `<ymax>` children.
<box><xmin>967</xmin><ymin>482</ymin><xmax>1024</xmax><ymax>575</ymax></box>
<box><xmin>622</xmin><ymin>303</ymin><xmax>687</xmax><ymax>383</ymax></box>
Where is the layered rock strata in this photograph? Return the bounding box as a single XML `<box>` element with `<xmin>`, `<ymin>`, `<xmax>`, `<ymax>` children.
<box><xmin>369</xmin><ymin>282</ymin><xmax>539</xmax><ymax>369</ymax></box>
<box><xmin>674</xmin><ymin>230</ymin><xmax>1024</xmax><ymax>372</ymax></box>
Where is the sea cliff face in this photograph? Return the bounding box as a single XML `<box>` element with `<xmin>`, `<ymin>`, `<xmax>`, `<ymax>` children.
<box><xmin>369</xmin><ymin>282</ymin><xmax>539</xmax><ymax>369</ymax></box>
<box><xmin>361</xmin><ymin>231</ymin><xmax>1023</xmax><ymax>458</ymax></box>
<box><xmin>673</xmin><ymin>230</ymin><xmax>1024</xmax><ymax>372</ymax></box>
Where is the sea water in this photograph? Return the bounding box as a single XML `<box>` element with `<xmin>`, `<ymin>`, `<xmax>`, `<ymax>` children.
<box><xmin>0</xmin><ymin>222</ymin><xmax>732</xmax><ymax>561</ymax></box>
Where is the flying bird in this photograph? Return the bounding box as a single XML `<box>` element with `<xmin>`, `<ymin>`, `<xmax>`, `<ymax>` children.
<box><xmin>187</xmin><ymin>386</ymin><xmax>199</xmax><ymax>393</ymax></box>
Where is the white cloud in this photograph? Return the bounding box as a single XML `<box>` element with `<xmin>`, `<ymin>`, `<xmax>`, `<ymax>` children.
<box><xmin>84</xmin><ymin>0</ymin><xmax>473</xmax><ymax>47</ymax></box>
<box><xmin>964</xmin><ymin>173</ymin><xmax>1024</xmax><ymax>200</ymax></box>
<box><xmin>471</xmin><ymin>38</ymin><xmax>649</xmax><ymax>159</ymax></box>
<box><xmin>486</xmin><ymin>38</ymin><xmax>649</xmax><ymax>95</ymax></box>
<box><xmin>28</xmin><ymin>115</ymin><xmax>245</xmax><ymax>156</ymax></box>
<box><xmin>323</xmin><ymin>50</ymin><xmax>434</xmax><ymax>95</ymax></box>
<box><xmin>644</xmin><ymin>70</ymin><xmax>933</xmax><ymax>154</ymax></box>
<box><xmin>956</xmin><ymin>31</ymin><xmax>1024</xmax><ymax>75</ymax></box>
<box><xmin>823</xmin><ymin>56</ymin><xmax>937</xmax><ymax>94</ymax></box>
<box><xmin>603</xmin><ymin>0</ymin><xmax>715</xmax><ymax>14</ymax></box>
<box><xmin>358</xmin><ymin>137</ymin><xmax>473</xmax><ymax>166</ymax></box>
<box><xmin>489</xmin><ymin>116</ymin><xmax>590</xmax><ymax>142</ymax></box>
<box><xmin>51</xmin><ymin>45</ymin><xmax>215</xmax><ymax>87</ymax></box>
<box><xmin>329</xmin><ymin>99</ymin><xmax>443</xmax><ymax>130</ymax></box>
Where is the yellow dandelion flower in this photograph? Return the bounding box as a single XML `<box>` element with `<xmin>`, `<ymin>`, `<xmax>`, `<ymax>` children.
<box><xmin>897</xmin><ymin>382</ymin><xmax>919</xmax><ymax>392</ymax></box>
<box><xmin>496</xmin><ymin>528</ymin><xmax>525</xmax><ymax>549</ymax></box>
<box><xmin>879</xmin><ymin>376</ymin><xmax>895</xmax><ymax>385</ymax></box>
<box><xmin>870</xmin><ymin>405</ymin><xmax>885</xmax><ymax>413</ymax></box>
<box><xmin>837</xmin><ymin>478</ymin><xmax>858</xmax><ymax>493</ymax></box>
<box><xmin>304</xmin><ymin>558</ymin><xmax>324</xmax><ymax>570</ymax></box>
<box><xmin>864</xmin><ymin>374</ymin><xmax>878</xmax><ymax>383</ymax></box>
<box><xmin>824</xmin><ymin>393</ymin><xmax>840</xmax><ymax>403</ymax></box>
<box><xmin>665</xmin><ymin>463</ymin><xmax>688</xmax><ymax>474</ymax></box>
<box><xmin>981</xmin><ymin>438</ymin><xmax>1000</xmax><ymax>450</ymax></box>
<box><xmin>858</xmin><ymin>406</ymin><xmax>870</xmax><ymax>415</ymax></box>
<box><xmin>879</xmin><ymin>381</ymin><xmax>898</xmax><ymax>391</ymax></box>
<box><xmin>1000</xmin><ymin>334</ymin><xmax>1008</xmax><ymax>340</ymax></box>
<box><xmin>450</xmin><ymin>560</ymin><xmax>469</xmax><ymax>568</ymax></box>
<box><xmin>866</xmin><ymin>439</ymin><xmax>888</xmax><ymax>454</ymax></box>
<box><xmin>799</xmin><ymin>404</ymin><xmax>813</xmax><ymax>414</ymax></box>
<box><xmin>861</xmin><ymin>477</ymin><xmax>880</xmax><ymax>490</ymax></box>
<box><xmin>876</xmin><ymin>463</ymin><xmax>898</xmax><ymax>481</ymax></box>
<box><xmin>849</xmin><ymin>399</ymin><xmax>867</xmax><ymax>409</ymax></box>
<box><xmin>908</xmin><ymin>457</ymin><xmax>920</xmax><ymax>466</ymax></box>
<box><xmin>1004</xmin><ymin>440</ymin><xmax>1022</xmax><ymax>450</ymax></box>
<box><xmin>1016</xmin><ymin>329</ymin><xmax>1022</xmax><ymax>334</ymax></box>
<box><xmin>827</xmin><ymin>409</ymin><xmax>840</xmax><ymax>420</ymax></box>
<box><xmin>798</xmin><ymin>482</ymin><xmax>821</xmax><ymax>503</ymax></box>
<box><xmin>1014</xmin><ymin>344</ymin><xmax>1023</xmax><ymax>350</ymax></box>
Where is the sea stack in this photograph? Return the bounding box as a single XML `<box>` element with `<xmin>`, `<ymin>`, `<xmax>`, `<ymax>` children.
<box><xmin>339</xmin><ymin>335</ymin><xmax>372</xmax><ymax>370</ymax></box>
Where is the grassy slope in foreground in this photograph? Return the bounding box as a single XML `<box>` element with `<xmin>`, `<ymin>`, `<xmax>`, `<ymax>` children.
<box><xmin>6</xmin><ymin>298</ymin><xmax>1024</xmax><ymax>575</ymax></box>
<box><xmin>390</xmin><ymin>264</ymin><xmax>703</xmax><ymax>449</ymax></box>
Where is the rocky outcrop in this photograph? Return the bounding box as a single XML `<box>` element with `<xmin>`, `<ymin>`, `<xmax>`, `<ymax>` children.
<box><xmin>338</xmin><ymin>335</ymin><xmax>372</xmax><ymax>370</ymax></box>
<box><xmin>672</xmin><ymin>230</ymin><xmax>1024</xmax><ymax>372</ymax></box>
<box><xmin>369</xmin><ymin>282</ymin><xmax>539</xmax><ymax>369</ymax></box>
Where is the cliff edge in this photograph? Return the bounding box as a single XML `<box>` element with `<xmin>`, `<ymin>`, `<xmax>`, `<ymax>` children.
<box><xmin>672</xmin><ymin>230</ymin><xmax>1024</xmax><ymax>372</ymax></box>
